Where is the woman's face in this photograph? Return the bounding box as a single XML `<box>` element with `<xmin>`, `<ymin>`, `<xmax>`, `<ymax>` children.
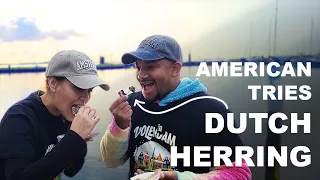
<box><xmin>50</xmin><ymin>78</ymin><xmax>93</xmax><ymax>121</ymax></box>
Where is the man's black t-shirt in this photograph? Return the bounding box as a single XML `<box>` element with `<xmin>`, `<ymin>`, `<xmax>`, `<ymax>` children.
<box><xmin>126</xmin><ymin>91</ymin><xmax>243</xmax><ymax>177</ymax></box>
<box><xmin>0</xmin><ymin>90</ymin><xmax>87</xmax><ymax>180</ymax></box>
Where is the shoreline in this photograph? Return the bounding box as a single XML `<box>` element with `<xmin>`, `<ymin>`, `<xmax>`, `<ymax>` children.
<box><xmin>1</xmin><ymin>57</ymin><xmax>320</xmax><ymax>74</ymax></box>
<box><xmin>0</xmin><ymin>61</ymin><xmax>207</xmax><ymax>74</ymax></box>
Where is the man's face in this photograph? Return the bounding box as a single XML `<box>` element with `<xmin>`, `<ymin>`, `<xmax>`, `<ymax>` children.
<box><xmin>52</xmin><ymin>78</ymin><xmax>92</xmax><ymax>121</ymax></box>
<box><xmin>135</xmin><ymin>59</ymin><xmax>177</xmax><ymax>101</ymax></box>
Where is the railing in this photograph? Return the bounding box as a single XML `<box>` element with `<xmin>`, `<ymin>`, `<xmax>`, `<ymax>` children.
<box><xmin>1</xmin><ymin>56</ymin><xmax>319</xmax><ymax>74</ymax></box>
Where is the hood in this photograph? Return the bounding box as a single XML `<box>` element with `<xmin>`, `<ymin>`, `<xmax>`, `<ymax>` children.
<box><xmin>158</xmin><ymin>77</ymin><xmax>207</xmax><ymax>106</ymax></box>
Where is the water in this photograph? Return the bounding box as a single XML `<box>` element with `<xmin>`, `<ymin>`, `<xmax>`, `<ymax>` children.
<box><xmin>0</xmin><ymin>66</ymin><xmax>319</xmax><ymax>180</ymax></box>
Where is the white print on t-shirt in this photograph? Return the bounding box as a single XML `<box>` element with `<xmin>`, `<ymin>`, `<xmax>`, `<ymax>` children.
<box><xmin>45</xmin><ymin>144</ymin><xmax>55</xmax><ymax>156</ymax></box>
<box><xmin>133</xmin><ymin>124</ymin><xmax>178</xmax><ymax>172</ymax></box>
<box><xmin>133</xmin><ymin>141</ymin><xmax>177</xmax><ymax>172</ymax></box>
<box><xmin>44</xmin><ymin>134</ymin><xmax>65</xmax><ymax>156</ymax></box>
<box><xmin>133</xmin><ymin>125</ymin><xmax>176</xmax><ymax>146</ymax></box>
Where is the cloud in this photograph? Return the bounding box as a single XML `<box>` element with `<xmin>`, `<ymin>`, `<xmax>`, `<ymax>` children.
<box><xmin>0</xmin><ymin>18</ymin><xmax>79</xmax><ymax>42</ymax></box>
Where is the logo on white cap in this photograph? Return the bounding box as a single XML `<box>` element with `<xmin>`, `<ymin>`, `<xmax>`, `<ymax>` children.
<box><xmin>76</xmin><ymin>60</ymin><xmax>97</xmax><ymax>71</ymax></box>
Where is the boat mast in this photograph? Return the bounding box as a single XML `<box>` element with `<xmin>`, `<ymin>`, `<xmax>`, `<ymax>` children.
<box><xmin>269</xmin><ymin>19</ymin><xmax>272</xmax><ymax>56</ymax></box>
<box><xmin>309</xmin><ymin>16</ymin><xmax>314</xmax><ymax>55</ymax></box>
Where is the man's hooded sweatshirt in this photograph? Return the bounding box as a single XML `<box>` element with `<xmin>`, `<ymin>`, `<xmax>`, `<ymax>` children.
<box><xmin>100</xmin><ymin>78</ymin><xmax>251</xmax><ymax>180</ymax></box>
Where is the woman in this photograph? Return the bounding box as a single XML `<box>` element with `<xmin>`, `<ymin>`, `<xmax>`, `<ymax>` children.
<box><xmin>0</xmin><ymin>50</ymin><xmax>110</xmax><ymax>180</ymax></box>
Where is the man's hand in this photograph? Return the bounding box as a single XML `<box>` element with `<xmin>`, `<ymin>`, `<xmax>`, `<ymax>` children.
<box><xmin>109</xmin><ymin>95</ymin><xmax>132</xmax><ymax>129</ymax></box>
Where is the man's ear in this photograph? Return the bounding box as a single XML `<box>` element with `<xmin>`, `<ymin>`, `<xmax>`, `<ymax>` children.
<box><xmin>47</xmin><ymin>77</ymin><xmax>58</xmax><ymax>93</ymax></box>
<box><xmin>171</xmin><ymin>62</ymin><xmax>182</xmax><ymax>77</ymax></box>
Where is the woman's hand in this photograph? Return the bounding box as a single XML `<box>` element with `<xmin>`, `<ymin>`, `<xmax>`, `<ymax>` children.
<box><xmin>70</xmin><ymin>106</ymin><xmax>100</xmax><ymax>139</ymax></box>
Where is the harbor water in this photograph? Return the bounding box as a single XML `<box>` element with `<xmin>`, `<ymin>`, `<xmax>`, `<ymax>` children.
<box><xmin>0</xmin><ymin>66</ymin><xmax>319</xmax><ymax>180</ymax></box>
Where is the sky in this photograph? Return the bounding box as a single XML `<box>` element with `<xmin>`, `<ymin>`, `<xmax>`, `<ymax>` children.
<box><xmin>0</xmin><ymin>0</ymin><xmax>319</xmax><ymax>64</ymax></box>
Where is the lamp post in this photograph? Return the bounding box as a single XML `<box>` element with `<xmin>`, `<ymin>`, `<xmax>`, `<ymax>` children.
<box><xmin>273</xmin><ymin>0</ymin><xmax>278</xmax><ymax>56</ymax></box>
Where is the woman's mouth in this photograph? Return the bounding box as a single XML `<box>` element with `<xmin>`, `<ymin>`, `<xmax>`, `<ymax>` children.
<box><xmin>71</xmin><ymin>104</ymin><xmax>82</xmax><ymax>115</ymax></box>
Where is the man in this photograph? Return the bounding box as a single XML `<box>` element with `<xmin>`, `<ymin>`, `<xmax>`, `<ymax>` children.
<box><xmin>0</xmin><ymin>50</ymin><xmax>109</xmax><ymax>180</ymax></box>
<box><xmin>100</xmin><ymin>35</ymin><xmax>251</xmax><ymax>179</ymax></box>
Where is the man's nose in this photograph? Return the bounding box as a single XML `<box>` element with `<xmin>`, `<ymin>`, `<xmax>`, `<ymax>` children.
<box><xmin>137</xmin><ymin>69</ymin><xmax>148</xmax><ymax>80</ymax></box>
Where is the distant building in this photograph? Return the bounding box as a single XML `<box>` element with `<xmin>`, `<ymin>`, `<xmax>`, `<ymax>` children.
<box><xmin>100</xmin><ymin>56</ymin><xmax>105</xmax><ymax>64</ymax></box>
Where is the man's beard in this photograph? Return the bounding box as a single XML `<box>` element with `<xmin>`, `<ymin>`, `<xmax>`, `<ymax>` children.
<box><xmin>145</xmin><ymin>92</ymin><xmax>162</xmax><ymax>103</ymax></box>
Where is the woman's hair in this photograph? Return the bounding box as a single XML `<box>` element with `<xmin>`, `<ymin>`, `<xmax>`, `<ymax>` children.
<box><xmin>45</xmin><ymin>77</ymin><xmax>66</xmax><ymax>92</ymax></box>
